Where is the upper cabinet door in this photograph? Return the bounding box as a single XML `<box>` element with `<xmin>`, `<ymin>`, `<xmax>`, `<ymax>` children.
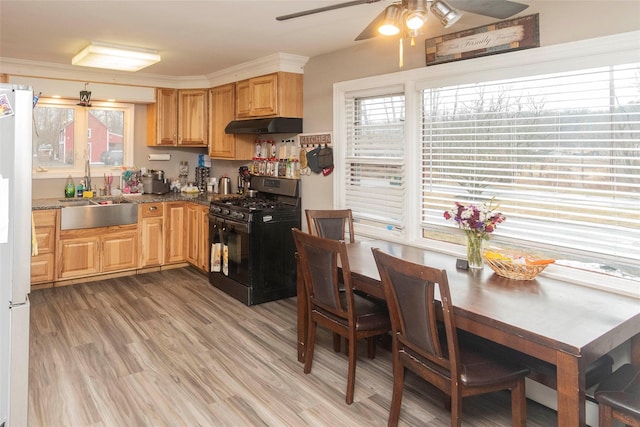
<box><xmin>248</xmin><ymin>74</ymin><xmax>278</xmax><ymax>117</ymax></box>
<box><xmin>156</xmin><ymin>88</ymin><xmax>178</xmax><ymax>146</ymax></box>
<box><xmin>177</xmin><ymin>89</ymin><xmax>208</xmax><ymax>146</ymax></box>
<box><xmin>209</xmin><ymin>84</ymin><xmax>254</xmax><ymax>160</ymax></box>
<box><xmin>235</xmin><ymin>80</ymin><xmax>251</xmax><ymax>119</ymax></box>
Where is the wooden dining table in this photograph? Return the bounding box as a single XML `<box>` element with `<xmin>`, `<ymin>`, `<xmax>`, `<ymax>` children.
<box><xmin>295</xmin><ymin>239</ymin><xmax>640</xmax><ymax>427</ymax></box>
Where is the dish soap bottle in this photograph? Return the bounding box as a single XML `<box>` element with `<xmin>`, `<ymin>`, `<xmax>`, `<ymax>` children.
<box><xmin>64</xmin><ymin>175</ymin><xmax>75</xmax><ymax>198</ymax></box>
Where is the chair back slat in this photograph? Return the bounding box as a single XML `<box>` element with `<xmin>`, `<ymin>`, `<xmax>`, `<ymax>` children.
<box><xmin>373</xmin><ymin>248</ymin><xmax>459</xmax><ymax>373</ymax></box>
<box><xmin>388</xmin><ymin>269</ymin><xmax>441</xmax><ymax>356</ymax></box>
<box><xmin>306</xmin><ymin>209</ymin><xmax>355</xmax><ymax>243</ymax></box>
<box><xmin>293</xmin><ymin>228</ymin><xmax>354</xmax><ymax>319</ymax></box>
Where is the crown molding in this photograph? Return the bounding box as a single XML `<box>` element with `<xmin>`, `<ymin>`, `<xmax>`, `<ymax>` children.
<box><xmin>205</xmin><ymin>53</ymin><xmax>309</xmax><ymax>87</ymax></box>
<box><xmin>0</xmin><ymin>52</ymin><xmax>309</xmax><ymax>90</ymax></box>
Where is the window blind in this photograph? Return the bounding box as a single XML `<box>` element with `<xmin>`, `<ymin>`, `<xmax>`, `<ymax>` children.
<box><xmin>344</xmin><ymin>93</ymin><xmax>406</xmax><ymax>232</ymax></box>
<box><xmin>421</xmin><ymin>63</ymin><xmax>640</xmax><ymax>268</ymax></box>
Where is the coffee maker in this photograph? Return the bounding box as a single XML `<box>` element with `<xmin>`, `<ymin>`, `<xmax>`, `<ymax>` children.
<box><xmin>142</xmin><ymin>170</ymin><xmax>170</xmax><ymax>194</ymax></box>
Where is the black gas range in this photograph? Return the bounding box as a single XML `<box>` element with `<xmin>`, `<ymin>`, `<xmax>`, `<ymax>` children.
<box><xmin>208</xmin><ymin>176</ymin><xmax>300</xmax><ymax>305</ymax></box>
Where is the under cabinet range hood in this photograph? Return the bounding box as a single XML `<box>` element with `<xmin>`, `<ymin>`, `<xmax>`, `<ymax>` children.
<box><xmin>224</xmin><ymin>117</ymin><xmax>303</xmax><ymax>135</ymax></box>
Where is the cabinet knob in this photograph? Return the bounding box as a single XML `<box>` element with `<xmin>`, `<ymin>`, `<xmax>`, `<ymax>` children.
<box><xmin>149</xmin><ymin>206</ymin><xmax>157</xmax><ymax>211</ymax></box>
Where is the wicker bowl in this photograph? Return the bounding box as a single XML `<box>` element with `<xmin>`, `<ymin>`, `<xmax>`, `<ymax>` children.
<box><xmin>483</xmin><ymin>249</ymin><xmax>554</xmax><ymax>281</ymax></box>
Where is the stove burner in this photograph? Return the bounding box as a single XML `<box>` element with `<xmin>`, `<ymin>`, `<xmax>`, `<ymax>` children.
<box><xmin>210</xmin><ymin>196</ymin><xmax>297</xmax><ymax>218</ymax></box>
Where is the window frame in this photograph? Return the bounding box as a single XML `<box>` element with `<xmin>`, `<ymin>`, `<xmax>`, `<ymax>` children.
<box><xmin>333</xmin><ymin>31</ymin><xmax>640</xmax><ymax>297</ymax></box>
<box><xmin>32</xmin><ymin>98</ymin><xmax>134</xmax><ymax>180</ymax></box>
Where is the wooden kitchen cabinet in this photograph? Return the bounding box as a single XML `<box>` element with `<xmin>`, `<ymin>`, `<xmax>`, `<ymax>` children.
<box><xmin>101</xmin><ymin>228</ymin><xmax>138</xmax><ymax>272</ymax></box>
<box><xmin>186</xmin><ymin>204</ymin><xmax>209</xmax><ymax>272</ymax></box>
<box><xmin>164</xmin><ymin>202</ymin><xmax>186</xmax><ymax>264</ymax></box>
<box><xmin>58</xmin><ymin>225</ymin><xmax>138</xmax><ymax>279</ymax></box>
<box><xmin>235</xmin><ymin>72</ymin><xmax>303</xmax><ymax>119</ymax></box>
<box><xmin>57</xmin><ymin>232</ymin><xmax>100</xmax><ymax>279</ymax></box>
<box><xmin>138</xmin><ymin>203</ymin><xmax>164</xmax><ymax>268</ymax></box>
<box><xmin>31</xmin><ymin>209</ymin><xmax>58</xmax><ymax>286</ymax></box>
<box><xmin>178</xmin><ymin>89</ymin><xmax>208</xmax><ymax>146</ymax></box>
<box><xmin>208</xmin><ymin>84</ymin><xmax>254</xmax><ymax>160</ymax></box>
<box><xmin>147</xmin><ymin>88</ymin><xmax>208</xmax><ymax>147</ymax></box>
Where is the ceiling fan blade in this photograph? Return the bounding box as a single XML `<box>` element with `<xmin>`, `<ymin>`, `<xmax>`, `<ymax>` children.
<box><xmin>276</xmin><ymin>0</ymin><xmax>383</xmax><ymax>21</ymax></box>
<box><xmin>448</xmin><ymin>0</ymin><xmax>529</xmax><ymax>19</ymax></box>
<box><xmin>354</xmin><ymin>8</ymin><xmax>387</xmax><ymax>41</ymax></box>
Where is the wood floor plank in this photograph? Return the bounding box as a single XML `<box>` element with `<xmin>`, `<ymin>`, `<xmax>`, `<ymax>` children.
<box><xmin>29</xmin><ymin>267</ymin><xmax>559</xmax><ymax>426</ymax></box>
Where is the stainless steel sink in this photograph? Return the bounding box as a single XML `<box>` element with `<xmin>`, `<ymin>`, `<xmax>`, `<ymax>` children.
<box><xmin>60</xmin><ymin>198</ymin><xmax>138</xmax><ymax>230</ymax></box>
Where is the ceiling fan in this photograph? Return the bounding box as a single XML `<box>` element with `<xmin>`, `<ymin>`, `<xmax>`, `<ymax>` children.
<box><xmin>276</xmin><ymin>0</ymin><xmax>529</xmax><ymax>41</ymax></box>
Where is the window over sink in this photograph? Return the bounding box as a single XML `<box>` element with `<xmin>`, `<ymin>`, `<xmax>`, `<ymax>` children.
<box><xmin>32</xmin><ymin>98</ymin><xmax>134</xmax><ymax>178</ymax></box>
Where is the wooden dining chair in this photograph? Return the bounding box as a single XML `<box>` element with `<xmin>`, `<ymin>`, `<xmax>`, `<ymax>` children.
<box><xmin>372</xmin><ymin>248</ymin><xmax>530</xmax><ymax>427</ymax></box>
<box><xmin>305</xmin><ymin>208</ymin><xmax>360</xmax><ymax>354</ymax></box>
<box><xmin>305</xmin><ymin>209</ymin><xmax>355</xmax><ymax>243</ymax></box>
<box><xmin>292</xmin><ymin>228</ymin><xmax>390</xmax><ymax>404</ymax></box>
<box><xmin>595</xmin><ymin>363</ymin><xmax>640</xmax><ymax>427</ymax></box>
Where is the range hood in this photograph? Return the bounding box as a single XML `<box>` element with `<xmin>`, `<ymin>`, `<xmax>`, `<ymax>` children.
<box><xmin>225</xmin><ymin>117</ymin><xmax>303</xmax><ymax>135</ymax></box>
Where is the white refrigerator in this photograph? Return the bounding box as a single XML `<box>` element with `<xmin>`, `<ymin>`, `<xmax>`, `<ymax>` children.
<box><xmin>0</xmin><ymin>84</ymin><xmax>32</xmax><ymax>427</ymax></box>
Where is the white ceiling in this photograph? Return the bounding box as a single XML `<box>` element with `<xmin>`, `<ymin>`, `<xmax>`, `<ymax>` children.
<box><xmin>0</xmin><ymin>0</ymin><xmax>528</xmax><ymax>78</ymax></box>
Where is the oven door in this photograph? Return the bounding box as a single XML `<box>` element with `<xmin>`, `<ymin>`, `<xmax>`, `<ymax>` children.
<box><xmin>213</xmin><ymin>216</ymin><xmax>250</xmax><ymax>286</ymax></box>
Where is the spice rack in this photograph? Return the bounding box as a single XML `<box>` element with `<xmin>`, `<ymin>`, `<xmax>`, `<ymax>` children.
<box><xmin>250</xmin><ymin>138</ymin><xmax>300</xmax><ymax>179</ymax></box>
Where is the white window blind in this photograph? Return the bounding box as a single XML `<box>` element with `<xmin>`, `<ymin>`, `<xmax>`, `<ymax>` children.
<box><xmin>344</xmin><ymin>92</ymin><xmax>406</xmax><ymax>233</ymax></box>
<box><xmin>421</xmin><ymin>63</ymin><xmax>640</xmax><ymax>273</ymax></box>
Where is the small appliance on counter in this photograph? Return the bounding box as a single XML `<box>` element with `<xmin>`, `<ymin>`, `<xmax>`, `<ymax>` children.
<box><xmin>219</xmin><ymin>175</ymin><xmax>232</xmax><ymax>195</ymax></box>
<box><xmin>238</xmin><ymin>166</ymin><xmax>250</xmax><ymax>194</ymax></box>
<box><xmin>141</xmin><ymin>169</ymin><xmax>170</xmax><ymax>194</ymax></box>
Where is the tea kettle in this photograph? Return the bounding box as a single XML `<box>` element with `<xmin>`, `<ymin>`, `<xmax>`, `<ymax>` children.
<box><xmin>219</xmin><ymin>175</ymin><xmax>232</xmax><ymax>195</ymax></box>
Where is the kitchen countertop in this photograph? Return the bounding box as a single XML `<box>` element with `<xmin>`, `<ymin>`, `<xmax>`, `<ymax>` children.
<box><xmin>32</xmin><ymin>192</ymin><xmax>240</xmax><ymax>210</ymax></box>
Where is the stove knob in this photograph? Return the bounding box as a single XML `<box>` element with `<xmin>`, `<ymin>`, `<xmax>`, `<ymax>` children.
<box><xmin>235</xmin><ymin>212</ymin><xmax>245</xmax><ymax>220</ymax></box>
<box><xmin>222</xmin><ymin>208</ymin><xmax>230</xmax><ymax>216</ymax></box>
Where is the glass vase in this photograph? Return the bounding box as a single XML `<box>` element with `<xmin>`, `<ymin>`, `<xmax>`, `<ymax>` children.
<box><xmin>465</xmin><ymin>232</ymin><xmax>485</xmax><ymax>269</ymax></box>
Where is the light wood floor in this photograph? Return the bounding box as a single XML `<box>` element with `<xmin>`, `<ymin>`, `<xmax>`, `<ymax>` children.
<box><xmin>28</xmin><ymin>267</ymin><xmax>558</xmax><ymax>426</ymax></box>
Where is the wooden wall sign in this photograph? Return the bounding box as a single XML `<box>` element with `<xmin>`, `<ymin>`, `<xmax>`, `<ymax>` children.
<box><xmin>298</xmin><ymin>132</ymin><xmax>332</xmax><ymax>146</ymax></box>
<box><xmin>425</xmin><ymin>14</ymin><xmax>539</xmax><ymax>66</ymax></box>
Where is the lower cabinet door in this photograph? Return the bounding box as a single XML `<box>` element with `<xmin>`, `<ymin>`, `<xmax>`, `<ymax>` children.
<box><xmin>58</xmin><ymin>236</ymin><xmax>100</xmax><ymax>279</ymax></box>
<box><xmin>140</xmin><ymin>217</ymin><xmax>164</xmax><ymax>267</ymax></box>
<box><xmin>102</xmin><ymin>230</ymin><xmax>138</xmax><ymax>272</ymax></box>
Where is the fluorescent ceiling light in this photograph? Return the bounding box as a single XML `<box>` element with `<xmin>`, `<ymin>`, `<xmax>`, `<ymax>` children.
<box><xmin>72</xmin><ymin>42</ymin><xmax>160</xmax><ymax>72</ymax></box>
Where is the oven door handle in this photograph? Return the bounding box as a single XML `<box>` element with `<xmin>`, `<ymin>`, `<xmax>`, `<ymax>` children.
<box><xmin>213</xmin><ymin>217</ymin><xmax>249</xmax><ymax>234</ymax></box>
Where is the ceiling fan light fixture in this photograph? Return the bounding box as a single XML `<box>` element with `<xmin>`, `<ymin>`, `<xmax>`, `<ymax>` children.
<box><xmin>405</xmin><ymin>11</ymin><xmax>427</xmax><ymax>30</ymax></box>
<box><xmin>405</xmin><ymin>0</ymin><xmax>428</xmax><ymax>30</ymax></box>
<box><xmin>430</xmin><ymin>0</ymin><xmax>463</xmax><ymax>28</ymax></box>
<box><xmin>378</xmin><ymin>4</ymin><xmax>402</xmax><ymax>36</ymax></box>
<box><xmin>72</xmin><ymin>42</ymin><xmax>161</xmax><ymax>72</ymax></box>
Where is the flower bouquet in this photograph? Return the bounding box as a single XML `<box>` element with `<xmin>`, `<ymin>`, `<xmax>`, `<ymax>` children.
<box><xmin>444</xmin><ymin>198</ymin><xmax>506</xmax><ymax>269</ymax></box>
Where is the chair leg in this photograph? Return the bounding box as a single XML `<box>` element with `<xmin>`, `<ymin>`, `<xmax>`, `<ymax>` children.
<box><xmin>304</xmin><ymin>321</ymin><xmax>316</xmax><ymax>374</ymax></box>
<box><xmin>367</xmin><ymin>336</ymin><xmax>376</xmax><ymax>359</ymax></box>
<box><xmin>333</xmin><ymin>333</ymin><xmax>341</xmax><ymax>352</ymax></box>
<box><xmin>450</xmin><ymin>391</ymin><xmax>462</xmax><ymax>427</ymax></box>
<box><xmin>510</xmin><ymin>379</ymin><xmax>527</xmax><ymax>427</ymax></box>
<box><xmin>388</xmin><ymin>359</ymin><xmax>405</xmax><ymax>427</ymax></box>
<box><xmin>599</xmin><ymin>403</ymin><xmax>613</xmax><ymax>427</ymax></box>
<box><xmin>346</xmin><ymin>334</ymin><xmax>357</xmax><ymax>405</ymax></box>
